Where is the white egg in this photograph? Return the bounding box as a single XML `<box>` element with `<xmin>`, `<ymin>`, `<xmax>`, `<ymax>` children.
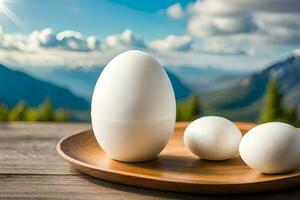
<box><xmin>239</xmin><ymin>122</ymin><xmax>300</xmax><ymax>174</ymax></box>
<box><xmin>184</xmin><ymin>116</ymin><xmax>242</xmax><ymax>160</ymax></box>
<box><xmin>91</xmin><ymin>50</ymin><xmax>176</xmax><ymax>162</ymax></box>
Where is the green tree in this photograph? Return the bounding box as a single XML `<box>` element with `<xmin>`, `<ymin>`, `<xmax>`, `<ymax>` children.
<box><xmin>284</xmin><ymin>106</ymin><xmax>299</xmax><ymax>126</ymax></box>
<box><xmin>188</xmin><ymin>95</ymin><xmax>201</xmax><ymax>119</ymax></box>
<box><xmin>176</xmin><ymin>103</ymin><xmax>187</xmax><ymax>121</ymax></box>
<box><xmin>54</xmin><ymin>109</ymin><xmax>69</xmax><ymax>122</ymax></box>
<box><xmin>0</xmin><ymin>103</ymin><xmax>8</xmax><ymax>121</ymax></box>
<box><xmin>259</xmin><ymin>78</ymin><xmax>300</xmax><ymax>126</ymax></box>
<box><xmin>176</xmin><ymin>95</ymin><xmax>201</xmax><ymax>121</ymax></box>
<box><xmin>37</xmin><ymin>98</ymin><xmax>54</xmax><ymax>121</ymax></box>
<box><xmin>7</xmin><ymin>100</ymin><xmax>27</xmax><ymax>121</ymax></box>
<box><xmin>25</xmin><ymin>108</ymin><xmax>39</xmax><ymax>121</ymax></box>
<box><xmin>259</xmin><ymin>79</ymin><xmax>284</xmax><ymax>123</ymax></box>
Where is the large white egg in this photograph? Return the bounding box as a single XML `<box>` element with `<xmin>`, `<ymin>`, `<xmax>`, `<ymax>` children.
<box><xmin>239</xmin><ymin>122</ymin><xmax>300</xmax><ymax>174</ymax></box>
<box><xmin>184</xmin><ymin>116</ymin><xmax>242</xmax><ymax>160</ymax></box>
<box><xmin>91</xmin><ymin>50</ymin><xmax>176</xmax><ymax>162</ymax></box>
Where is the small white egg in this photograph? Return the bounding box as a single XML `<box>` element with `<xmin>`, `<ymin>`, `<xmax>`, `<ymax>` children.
<box><xmin>239</xmin><ymin>122</ymin><xmax>300</xmax><ymax>174</ymax></box>
<box><xmin>184</xmin><ymin>116</ymin><xmax>242</xmax><ymax>160</ymax></box>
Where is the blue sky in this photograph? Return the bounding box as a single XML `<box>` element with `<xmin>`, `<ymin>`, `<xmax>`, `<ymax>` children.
<box><xmin>2</xmin><ymin>0</ymin><xmax>191</xmax><ymax>40</ymax></box>
<box><xmin>0</xmin><ymin>0</ymin><xmax>299</xmax><ymax>70</ymax></box>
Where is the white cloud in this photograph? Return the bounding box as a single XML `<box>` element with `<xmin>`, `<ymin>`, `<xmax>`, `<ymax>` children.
<box><xmin>1</xmin><ymin>32</ymin><xmax>28</xmax><ymax>51</ymax></box>
<box><xmin>103</xmin><ymin>29</ymin><xmax>146</xmax><ymax>50</ymax></box>
<box><xmin>0</xmin><ymin>27</ymin><xmax>101</xmax><ymax>52</ymax></box>
<box><xmin>150</xmin><ymin>49</ymin><xmax>272</xmax><ymax>70</ymax></box>
<box><xmin>0</xmin><ymin>26</ymin><xmax>4</xmax><ymax>42</ymax></box>
<box><xmin>87</xmin><ymin>36</ymin><xmax>100</xmax><ymax>50</ymax></box>
<box><xmin>166</xmin><ymin>3</ymin><xmax>184</xmax><ymax>19</ymax></box>
<box><xmin>187</xmin><ymin>0</ymin><xmax>257</xmax><ymax>37</ymax></box>
<box><xmin>0</xmin><ymin>27</ymin><xmax>147</xmax><ymax>68</ymax></box>
<box><xmin>149</xmin><ymin>35</ymin><xmax>192</xmax><ymax>51</ymax></box>
<box><xmin>0</xmin><ymin>46</ymin><xmax>274</xmax><ymax>71</ymax></box>
<box><xmin>188</xmin><ymin>14</ymin><xmax>256</xmax><ymax>37</ymax></box>
<box><xmin>0</xmin><ymin>48</ymin><xmax>121</xmax><ymax>68</ymax></box>
<box><xmin>171</xmin><ymin>0</ymin><xmax>300</xmax><ymax>46</ymax></box>
<box><xmin>197</xmin><ymin>40</ymin><xmax>247</xmax><ymax>55</ymax></box>
<box><xmin>54</xmin><ymin>30</ymin><xmax>98</xmax><ymax>51</ymax></box>
<box><xmin>0</xmin><ymin>26</ymin><xmax>286</xmax><ymax>70</ymax></box>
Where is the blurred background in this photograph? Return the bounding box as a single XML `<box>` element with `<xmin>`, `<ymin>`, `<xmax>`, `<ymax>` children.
<box><xmin>0</xmin><ymin>0</ymin><xmax>299</xmax><ymax>125</ymax></box>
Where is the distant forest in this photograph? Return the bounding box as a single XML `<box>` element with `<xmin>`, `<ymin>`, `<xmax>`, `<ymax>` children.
<box><xmin>0</xmin><ymin>98</ymin><xmax>69</xmax><ymax>122</ymax></box>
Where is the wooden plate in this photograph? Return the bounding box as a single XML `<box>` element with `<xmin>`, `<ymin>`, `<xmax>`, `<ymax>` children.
<box><xmin>57</xmin><ymin>122</ymin><xmax>300</xmax><ymax>193</ymax></box>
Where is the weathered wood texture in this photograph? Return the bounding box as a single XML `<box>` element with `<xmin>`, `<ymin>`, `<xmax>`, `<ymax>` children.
<box><xmin>1</xmin><ymin>122</ymin><xmax>300</xmax><ymax>199</ymax></box>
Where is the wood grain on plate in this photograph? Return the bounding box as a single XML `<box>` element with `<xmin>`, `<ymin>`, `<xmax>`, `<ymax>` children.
<box><xmin>57</xmin><ymin>122</ymin><xmax>300</xmax><ymax>193</ymax></box>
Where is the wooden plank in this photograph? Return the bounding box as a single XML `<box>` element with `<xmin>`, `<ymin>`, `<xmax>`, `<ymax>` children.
<box><xmin>0</xmin><ymin>123</ymin><xmax>90</xmax><ymax>174</ymax></box>
<box><xmin>1</xmin><ymin>174</ymin><xmax>300</xmax><ymax>200</ymax></box>
<box><xmin>0</xmin><ymin>174</ymin><xmax>174</xmax><ymax>200</ymax></box>
<box><xmin>0</xmin><ymin>122</ymin><xmax>91</xmax><ymax>139</ymax></box>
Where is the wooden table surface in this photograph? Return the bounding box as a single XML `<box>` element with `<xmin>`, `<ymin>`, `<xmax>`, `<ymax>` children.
<box><xmin>0</xmin><ymin>122</ymin><xmax>299</xmax><ymax>200</ymax></box>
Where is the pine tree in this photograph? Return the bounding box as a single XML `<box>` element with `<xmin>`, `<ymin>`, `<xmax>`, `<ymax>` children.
<box><xmin>37</xmin><ymin>98</ymin><xmax>54</xmax><ymax>121</ymax></box>
<box><xmin>259</xmin><ymin>78</ymin><xmax>283</xmax><ymax>123</ymax></box>
<box><xmin>259</xmin><ymin>78</ymin><xmax>300</xmax><ymax>126</ymax></box>
<box><xmin>188</xmin><ymin>95</ymin><xmax>201</xmax><ymax>120</ymax></box>
<box><xmin>285</xmin><ymin>106</ymin><xmax>299</xmax><ymax>126</ymax></box>
<box><xmin>176</xmin><ymin>102</ymin><xmax>186</xmax><ymax>121</ymax></box>
<box><xmin>0</xmin><ymin>103</ymin><xmax>8</xmax><ymax>121</ymax></box>
<box><xmin>25</xmin><ymin>108</ymin><xmax>39</xmax><ymax>121</ymax></box>
<box><xmin>7</xmin><ymin>100</ymin><xmax>27</xmax><ymax>121</ymax></box>
<box><xmin>176</xmin><ymin>95</ymin><xmax>201</xmax><ymax>121</ymax></box>
<box><xmin>54</xmin><ymin>109</ymin><xmax>69</xmax><ymax>122</ymax></box>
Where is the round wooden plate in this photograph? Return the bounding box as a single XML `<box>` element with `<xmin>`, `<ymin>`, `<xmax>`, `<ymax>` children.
<box><xmin>57</xmin><ymin>122</ymin><xmax>300</xmax><ymax>193</ymax></box>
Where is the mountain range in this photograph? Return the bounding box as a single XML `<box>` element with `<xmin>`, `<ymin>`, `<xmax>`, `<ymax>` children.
<box><xmin>0</xmin><ymin>64</ymin><xmax>89</xmax><ymax>110</ymax></box>
<box><xmin>15</xmin><ymin>65</ymin><xmax>247</xmax><ymax>102</ymax></box>
<box><xmin>15</xmin><ymin>66</ymin><xmax>192</xmax><ymax>101</ymax></box>
<box><xmin>1</xmin><ymin>63</ymin><xmax>192</xmax><ymax>110</ymax></box>
<box><xmin>201</xmin><ymin>51</ymin><xmax>300</xmax><ymax>122</ymax></box>
<box><xmin>2</xmin><ymin>51</ymin><xmax>299</xmax><ymax>123</ymax></box>
<box><xmin>166</xmin><ymin>66</ymin><xmax>247</xmax><ymax>93</ymax></box>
